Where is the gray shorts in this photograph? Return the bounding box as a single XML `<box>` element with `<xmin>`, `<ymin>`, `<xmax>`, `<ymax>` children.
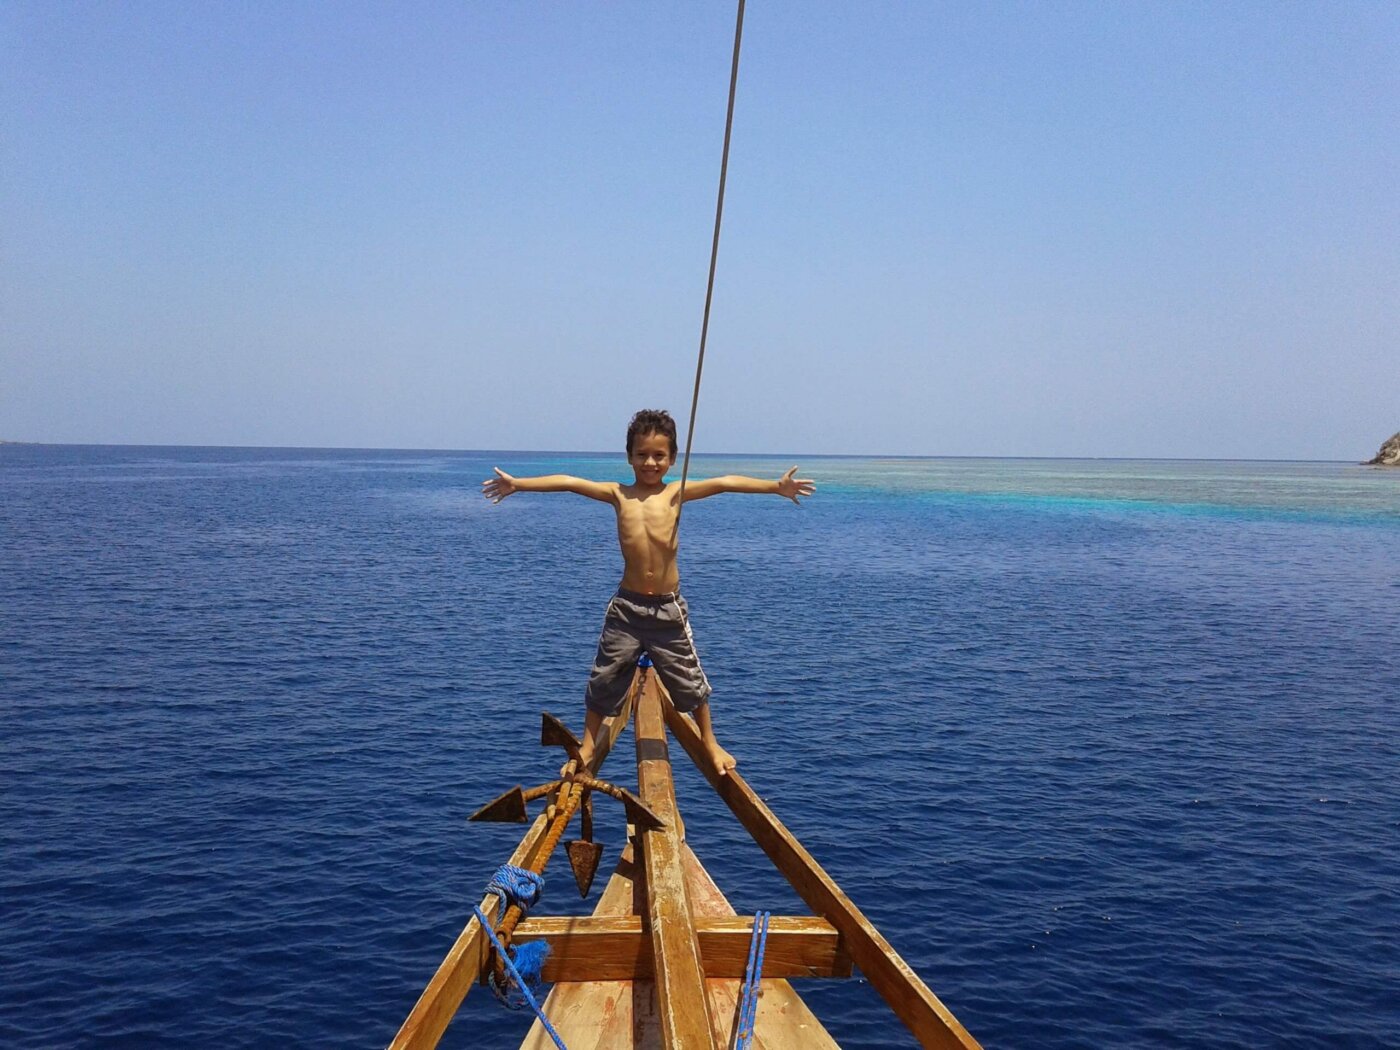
<box><xmin>585</xmin><ymin>589</ymin><xmax>713</xmax><ymax>716</ymax></box>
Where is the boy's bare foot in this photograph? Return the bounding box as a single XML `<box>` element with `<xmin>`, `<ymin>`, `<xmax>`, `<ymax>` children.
<box><xmin>692</xmin><ymin>703</ymin><xmax>735</xmax><ymax>778</ymax></box>
<box><xmin>705</xmin><ymin>740</ymin><xmax>737</xmax><ymax>777</ymax></box>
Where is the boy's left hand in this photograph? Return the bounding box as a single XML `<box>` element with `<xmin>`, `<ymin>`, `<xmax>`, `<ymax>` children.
<box><xmin>777</xmin><ymin>466</ymin><xmax>816</xmax><ymax>504</ymax></box>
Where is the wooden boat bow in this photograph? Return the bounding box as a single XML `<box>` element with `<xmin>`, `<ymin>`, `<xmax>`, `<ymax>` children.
<box><xmin>389</xmin><ymin>669</ymin><xmax>980</xmax><ymax>1049</ymax></box>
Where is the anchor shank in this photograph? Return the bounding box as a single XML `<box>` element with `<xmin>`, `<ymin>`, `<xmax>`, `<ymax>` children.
<box><xmin>495</xmin><ymin>777</ymin><xmax>586</xmax><ymax>948</ymax></box>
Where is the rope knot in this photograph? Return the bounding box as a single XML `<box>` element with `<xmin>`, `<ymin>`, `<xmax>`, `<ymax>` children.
<box><xmin>486</xmin><ymin>863</ymin><xmax>544</xmax><ymax>913</ymax></box>
<box><xmin>480</xmin><ymin>866</ymin><xmax>557</xmax><ymax>1017</ymax></box>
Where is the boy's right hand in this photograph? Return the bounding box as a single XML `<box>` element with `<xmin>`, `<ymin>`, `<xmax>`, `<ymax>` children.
<box><xmin>482</xmin><ymin>468</ymin><xmax>517</xmax><ymax>503</ymax></box>
<box><xmin>777</xmin><ymin>466</ymin><xmax>816</xmax><ymax>504</ymax></box>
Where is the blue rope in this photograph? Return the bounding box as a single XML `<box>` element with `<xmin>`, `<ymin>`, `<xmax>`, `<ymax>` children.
<box><xmin>486</xmin><ymin>863</ymin><xmax>544</xmax><ymax>911</ymax></box>
<box><xmin>475</xmin><ymin>864</ymin><xmax>568</xmax><ymax>1049</ymax></box>
<box><xmin>735</xmin><ymin>910</ymin><xmax>771</xmax><ymax>1050</ymax></box>
<box><xmin>473</xmin><ymin>906</ymin><xmax>567</xmax><ymax>1049</ymax></box>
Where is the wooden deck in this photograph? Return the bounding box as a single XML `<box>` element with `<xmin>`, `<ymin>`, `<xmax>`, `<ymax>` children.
<box><xmin>518</xmin><ymin>842</ymin><xmax>841</xmax><ymax>1049</ymax></box>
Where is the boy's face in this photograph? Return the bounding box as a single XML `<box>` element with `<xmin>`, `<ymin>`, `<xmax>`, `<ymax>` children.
<box><xmin>628</xmin><ymin>430</ymin><xmax>675</xmax><ymax>485</ymax></box>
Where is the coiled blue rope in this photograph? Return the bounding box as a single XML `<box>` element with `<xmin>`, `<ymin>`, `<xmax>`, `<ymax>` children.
<box><xmin>487</xmin><ymin>863</ymin><xmax>544</xmax><ymax>911</ymax></box>
<box><xmin>475</xmin><ymin>864</ymin><xmax>568</xmax><ymax>1049</ymax></box>
<box><xmin>735</xmin><ymin>910</ymin><xmax>771</xmax><ymax>1050</ymax></box>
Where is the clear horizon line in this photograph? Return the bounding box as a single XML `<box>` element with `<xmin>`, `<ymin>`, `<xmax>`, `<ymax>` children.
<box><xmin>0</xmin><ymin>439</ymin><xmax>1377</xmax><ymax>465</ymax></box>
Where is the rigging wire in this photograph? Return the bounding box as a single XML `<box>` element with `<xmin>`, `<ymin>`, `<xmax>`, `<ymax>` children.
<box><xmin>675</xmin><ymin>0</ymin><xmax>746</xmax><ymax>525</ymax></box>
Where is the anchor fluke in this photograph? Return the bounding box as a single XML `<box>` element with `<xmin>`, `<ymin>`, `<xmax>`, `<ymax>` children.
<box><xmin>469</xmin><ymin>785</ymin><xmax>528</xmax><ymax>823</ymax></box>
<box><xmin>620</xmin><ymin>788</ymin><xmax>667</xmax><ymax>832</ymax></box>
<box><xmin>564</xmin><ymin>839</ymin><xmax>604</xmax><ymax>897</ymax></box>
<box><xmin>540</xmin><ymin>712</ymin><xmax>583</xmax><ymax>762</ymax></box>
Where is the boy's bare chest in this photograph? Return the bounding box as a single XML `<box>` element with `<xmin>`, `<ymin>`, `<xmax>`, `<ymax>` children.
<box><xmin>615</xmin><ymin>491</ymin><xmax>679</xmax><ymax>546</ymax></box>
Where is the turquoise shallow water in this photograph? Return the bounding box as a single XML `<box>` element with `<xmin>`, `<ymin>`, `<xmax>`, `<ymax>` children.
<box><xmin>2</xmin><ymin>445</ymin><xmax>1397</xmax><ymax>1047</ymax></box>
<box><xmin>681</xmin><ymin>455</ymin><xmax>1400</xmax><ymax>518</ymax></box>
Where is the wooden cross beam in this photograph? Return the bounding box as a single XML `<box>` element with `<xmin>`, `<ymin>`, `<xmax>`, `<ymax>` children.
<box><xmin>510</xmin><ymin>914</ymin><xmax>853</xmax><ymax>981</ymax></box>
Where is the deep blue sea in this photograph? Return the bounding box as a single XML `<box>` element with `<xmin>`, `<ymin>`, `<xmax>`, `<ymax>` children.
<box><xmin>3</xmin><ymin>445</ymin><xmax>1397</xmax><ymax>1049</ymax></box>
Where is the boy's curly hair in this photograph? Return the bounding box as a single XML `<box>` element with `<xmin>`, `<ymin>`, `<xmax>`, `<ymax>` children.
<box><xmin>626</xmin><ymin>409</ymin><xmax>678</xmax><ymax>457</ymax></box>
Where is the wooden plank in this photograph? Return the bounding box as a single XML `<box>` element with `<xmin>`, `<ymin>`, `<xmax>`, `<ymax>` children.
<box><xmin>388</xmin><ymin>681</ymin><xmax>638</xmax><ymax>1050</ymax></box>
<box><xmin>511</xmin><ymin>915</ymin><xmax>851</xmax><ymax>981</ymax></box>
<box><xmin>635</xmin><ymin>673</ymin><xmax>718</xmax><ymax>1048</ymax></box>
<box><xmin>661</xmin><ymin>694</ymin><xmax>983</xmax><ymax>1050</ymax></box>
<box><xmin>520</xmin><ymin>842</ymin><xmax>844</xmax><ymax>1050</ymax></box>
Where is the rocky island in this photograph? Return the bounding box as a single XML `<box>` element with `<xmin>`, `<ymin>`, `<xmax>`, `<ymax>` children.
<box><xmin>1363</xmin><ymin>431</ymin><xmax>1400</xmax><ymax>466</ymax></box>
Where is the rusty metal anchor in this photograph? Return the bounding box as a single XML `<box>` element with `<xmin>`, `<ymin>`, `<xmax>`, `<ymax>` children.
<box><xmin>468</xmin><ymin>712</ymin><xmax>666</xmax><ymax>906</ymax></box>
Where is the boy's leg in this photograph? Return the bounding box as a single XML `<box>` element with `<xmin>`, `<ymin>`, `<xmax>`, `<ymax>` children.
<box><xmin>691</xmin><ymin>700</ymin><xmax>737</xmax><ymax>776</ymax></box>
<box><xmin>644</xmin><ymin>595</ymin><xmax>735</xmax><ymax>777</ymax></box>
<box><xmin>579</xmin><ymin>596</ymin><xmax>642</xmax><ymax>770</ymax></box>
<box><xmin>577</xmin><ymin>707</ymin><xmax>606</xmax><ymax>771</ymax></box>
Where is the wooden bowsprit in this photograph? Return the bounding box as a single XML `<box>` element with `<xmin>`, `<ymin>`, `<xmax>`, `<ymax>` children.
<box><xmin>634</xmin><ymin>670</ymin><xmax>716</xmax><ymax>1048</ymax></box>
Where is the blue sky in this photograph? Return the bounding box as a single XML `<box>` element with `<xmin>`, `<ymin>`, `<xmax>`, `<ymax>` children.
<box><xmin>3</xmin><ymin>2</ymin><xmax>1396</xmax><ymax>458</ymax></box>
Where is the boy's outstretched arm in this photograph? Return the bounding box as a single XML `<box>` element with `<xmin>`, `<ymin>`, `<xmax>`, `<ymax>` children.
<box><xmin>482</xmin><ymin>468</ymin><xmax>617</xmax><ymax>504</ymax></box>
<box><xmin>683</xmin><ymin>466</ymin><xmax>816</xmax><ymax>504</ymax></box>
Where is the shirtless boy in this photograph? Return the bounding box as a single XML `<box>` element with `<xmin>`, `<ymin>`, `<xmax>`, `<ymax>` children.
<box><xmin>481</xmin><ymin>409</ymin><xmax>815</xmax><ymax>776</ymax></box>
